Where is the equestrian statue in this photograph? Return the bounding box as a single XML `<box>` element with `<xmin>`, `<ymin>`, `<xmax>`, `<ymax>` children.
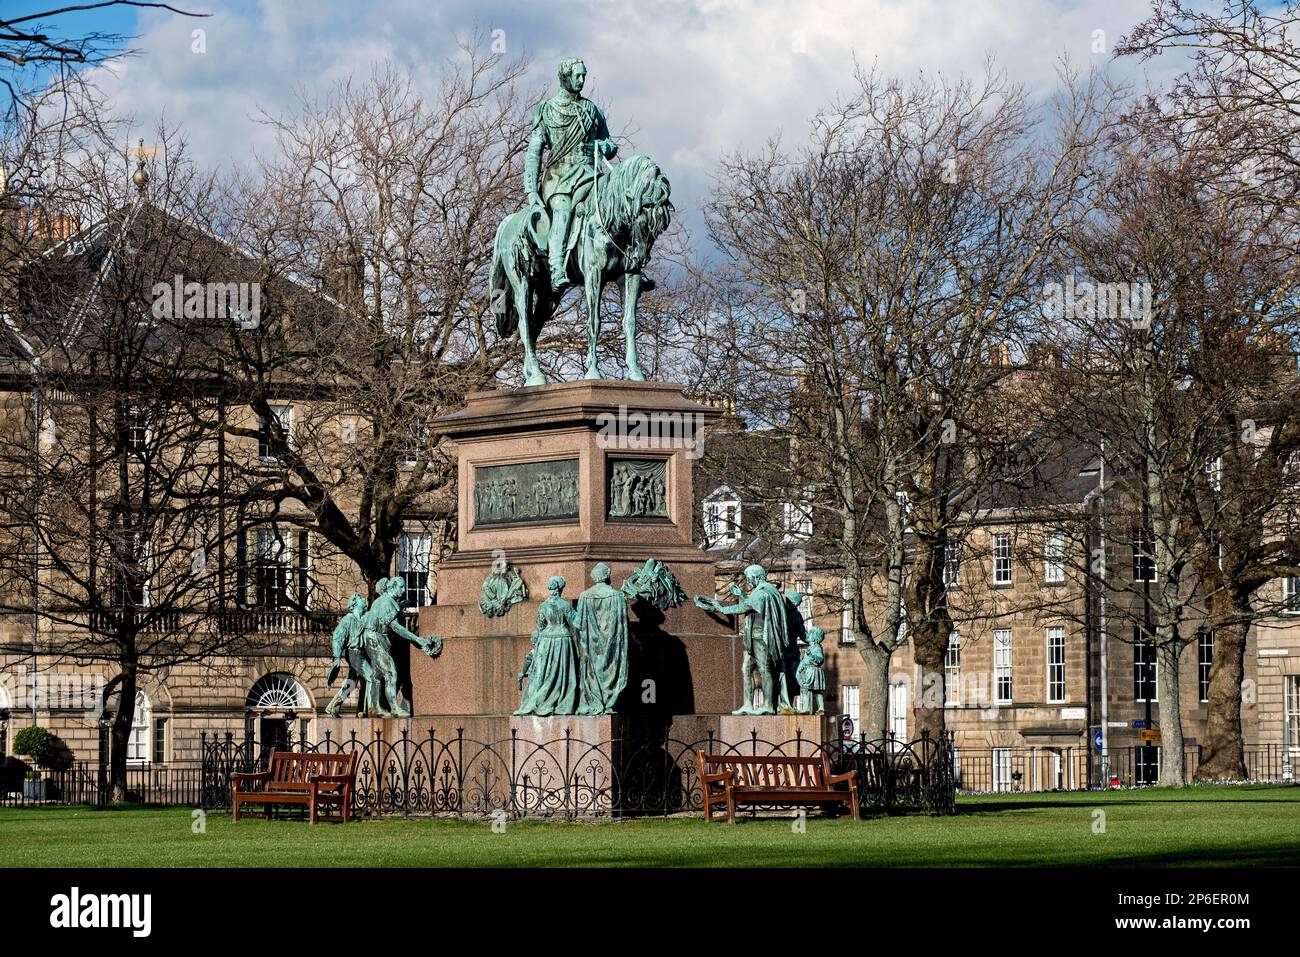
<box><xmin>490</xmin><ymin>57</ymin><xmax>673</xmax><ymax>386</ymax></box>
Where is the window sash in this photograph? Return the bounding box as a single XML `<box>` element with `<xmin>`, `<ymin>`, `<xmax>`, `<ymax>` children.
<box><xmin>839</xmin><ymin>578</ymin><xmax>855</xmax><ymax>644</ymax></box>
<box><xmin>993</xmin><ymin>534</ymin><xmax>1012</xmax><ymax>584</ymax></box>
<box><xmin>944</xmin><ymin>542</ymin><xmax>961</xmax><ymax>587</ymax></box>
<box><xmin>994</xmin><ymin>629</ymin><xmax>1013</xmax><ymax>704</ymax></box>
<box><xmin>152</xmin><ymin>718</ymin><xmax>167</xmax><ymax>764</ymax></box>
<box><xmin>248</xmin><ymin>529</ymin><xmax>311</xmax><ymax>610</ymax></box>
<box><xmin>944</xmin><ymin>631</ymin><xmax>960</xmax><ymax>706</ymax></box>
<box><xmin>783</xmin><ymin>500</ymin><xmax>813</xmax><ymax>539</ymax></box>
<box><xmin>1044</xmin><ymin>532</ymin><xmax>1065</xmax><ymax>583</ymax></box>
<box><xmin>704</xmin><ymin>499</ymin><xmax>740</xmax><ymax>546</ymax></box>
<box><xmin>1285</xmin><ymin>576</ymin><xmax>1300</xmax><ymax>614</ymax></box>
<box><xmin>1198</xmin><ymin>630</ymin><xmax>1214</xmax><ymax>703</ymax></box>
<box><xmin>1046</xmin><ymin>627</ymin><xmax>1066</xmax><ymax>703</ymax></box>
<box><xmin>258</xmin><ymin>404</ymin><xmax>293</xmax><ymax>459</ymax></box>
<box><xmin>795</xmin><ymin>578</ymin><xmax>813</xmax><ymax>628</ymax></box>
<box><xmin>888</xmin><ymin>682</ymin><xmax>907</xmax><ymax>743</ymax></box>
<box><xmin>398</xmin><ymin>531</ymin><xmax>433</xmax><ymax>608</ymax></box>
<box><xmin>1132</xmin><ymin>528</ymin><xmax>1157</xmax><ymax>583</ymax></box>
<box><xmin>1133</xmin><ymin>633</ymin><xmax>1158</xmax><ymax>702</ymax></box>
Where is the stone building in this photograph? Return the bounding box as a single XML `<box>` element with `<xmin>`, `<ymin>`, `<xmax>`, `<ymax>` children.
<box><xmin>0</xmin><ymin>188</ymin><xmax>450</xmax><ymax>780</ymax></box>
<box><xmin>694</xmin><ymin>400</ymin><xmax>1300</xmax><ymax>790</ymax></box>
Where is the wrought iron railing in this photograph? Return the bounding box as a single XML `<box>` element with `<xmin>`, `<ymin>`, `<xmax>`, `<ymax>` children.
<box><xmin>196</xmin><ymin>726</ymin><xmax>956</xmax><ymax>819</ymax></box>
<box><xmin>0</xmin><ymin>759</ymin><xmax>205</xmax><ymax>807</ymax></box>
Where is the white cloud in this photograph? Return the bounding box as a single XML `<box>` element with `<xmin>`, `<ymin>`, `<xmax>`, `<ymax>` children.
<box><xmin>86</xmin><ymin>0</ymin><xmax>1188</xmax><ymax>242</ymax></box>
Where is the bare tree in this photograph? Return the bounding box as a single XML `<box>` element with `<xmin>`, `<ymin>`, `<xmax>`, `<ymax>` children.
<box><xmin>213</xmin><ymin>45</ymin><xmax>534</xmax><ymax>594</ymax></box>
<box><xmin>1044</xmin><ymin>94</ymin><xmax>1300</xmax><ymax>785</ymax></box>
<box><xmin>0</xmin><ymin>132</ymin><xmax>261</xmax><ymax>799</ymax></box>
<box><xmin>702</xmin><ymin>62</ymin><xmax>1112</xmax><ymax>738</ymax></box>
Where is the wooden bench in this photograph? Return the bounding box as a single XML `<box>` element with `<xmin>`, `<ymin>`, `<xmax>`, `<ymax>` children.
<box><xmin>231</xmin><ymin>751</ymin><xmax>358</xmax><ymax>824</ymax></box>
<box><xmin>697</xmin><ymin>752</ymin><xmax>859</xmax><ymax>823</ymax></box>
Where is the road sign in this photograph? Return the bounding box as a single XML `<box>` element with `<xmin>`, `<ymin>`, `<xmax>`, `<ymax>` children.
<box><xmin>1140</xmin><ymin>729</ymin><xmax>1162</xmax><ymax>743</ymax></box>
<box><xmin>840</xmin><ymin>715</ymin><xmax>854</xmax><ymax>740</ymax></box>
<box><xmin>1093</xmin><ymin>730</ymin><xmax>1104</xmax><ymax>752</ymax></box>
<box><xmin>1133</xmin><ymin>719</ymin><xmax>1148</xmax><ymax>729</ymax></box>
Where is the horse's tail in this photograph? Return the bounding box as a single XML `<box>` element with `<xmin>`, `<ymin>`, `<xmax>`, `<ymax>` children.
<box><xmin>490</xmin><ymin>238</ymin><xmax>515</xmax><ymax>340</ymax></box>
<box><xmin>490</xmin><ymin>211</ymin><xmax>541</xmax><ymax>340</ymax></box>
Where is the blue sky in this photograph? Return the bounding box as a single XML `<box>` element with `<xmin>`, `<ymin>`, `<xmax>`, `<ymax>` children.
<box><xmin>6</xmin><ymin>1</ymin><xmax>1192</xmax><ymax>245</ymax></box>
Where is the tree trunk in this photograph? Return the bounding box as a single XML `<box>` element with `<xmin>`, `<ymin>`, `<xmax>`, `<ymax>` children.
<box><xmin>910</xmin><ymin>618</ymin><xmax>948</xmax><ymax>741</ymax></box>
<box><xmin>1196</xmin><ymin>619</ymin><xmax>1248</xmax><ymax>781</ymax></box>
<box><xmin>857</xmin><ymin>639</ymin><xmax>892</xmax><ymax>740</ymax></box>
<box><xmin>1156</xmin><ymin>638</ymin><xmax>1187</xmax><ymax>787</ymax></box>
<box><xmin>108</xmin><ymin>665</ymin><xmax>137</xmax><ymax>803</ymax></box>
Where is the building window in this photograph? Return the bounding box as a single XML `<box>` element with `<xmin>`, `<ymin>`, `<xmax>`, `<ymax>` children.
<box><xmin>127</xmin><ymin>405</ymin><xmax>150</xmax><ymax>456</ymax></box>
<box><xmin>127</xmin><ymin>691</ymin><xmax>150</xmax><ymax>764</ymax></box>
<box><xmin>944</xmin><ymin>541</ymin><xmax>961</xmax><ymax>588</ymax></box>
<box><xmin>398</xmin><ymin>530</ymin><xmax>433</xmax><ymax>608</ymax></box>
<box><xmin>1199</xmin><ymin>630</ymin><xmax>1214</xmax><ymax>703</ymax></box>
<box><xmin>111</xmin><ymin>532</ymin><xmax>150</xmax><ymax>608</ymax></box>
<box><xmin>993</xmin><ymin>533</ymin><xmax>1012</xmax><ymax>585</ymax></box>
<box><xmin>994</xmin><ymin>629</ymin><xmax>1013</xmax><ymax>704</ymax></box>
<box><xmin>258</xmin><ymin>404</ymin><xmax>293</xmax><ymax>459</ymax></box>
<box><xmin>794</xmin><ymin>578</ymin><xmax>813</xmax><ymax>630</ymax></box>
<box><xmin>1204</xmin><ymin>456</ymin><xmax>1222</xmax><ymax>492</ymax></box>
<box><xmin>703</xmin><ymin>490</ymin><xmax>741</xmax><ymax>548</ymax></box>
<box><xmin>246</xmin><ymin>673</ymin><xmax>312</xmax><ymax>710</ymax></box>
<box><xmin>1044</xmin><ymin>531</ymin><xmax>1065</xmax><ymax>584</ymax></box>
<box><xmin>399</xmin><ymin>420</ymin><xmax>431</xmax><ymax>467</ymax></box>
<box><xmin>782</xmin><ymin>498</ymin><xmax>813</xmax><ymax>541</ymax></box>
<box><xmin>1046</xmin><ymin>626</ymin><xmax>1066</xmax><ymax>703</ymax></box>
<box><xmin>249</xmin><ymin>528</ymin><xmax>312</xmax><ymax>610</ymax></box>
<box><xmin>1134</xmin><ymin>632</ymin><xmax>1158</xmax><ymax>703</ymax></box>
<box><xmin>888</xmin><ymin>681</ymin><xmax>908</xmax><ymax>746</ymax></box>
<box><xmin>944</xmin><ymin>631</ymin><xmax>960</xmax><ymax>706</ymax></box>
<box><xmin>1284</xmin><ymin>576</ymin><xmax>1300</xmax><ymax>614</ymax></box>
<box><xmin>1286</xmin><ymin>676</ymin><xmax>1300</xmax><ymax>758</ymax></box>
<box><xmin>895</xmin><ymin>490</ymin><xmax>913</xmax><ymax>532</ymax></box>
<box><xmin>1132</xmin><ymin>527</ymin><xmax>1157</xmax><ymax>583</ymax></box>
<box><xmin>992</xmin><ymin>748</ymin><xmax>1013</xmax><ymax>793</ymax></box>
<box><xmin>839</xmin><ymin>577</ymin><xmax>855</xmax><ymax>644</ymax></box>
<box><xmin>841</xmin><ymin>684</ymin><xmax>860</xmax><ymax>738</ymax></box>
<box><xmin>152</xmin><ymin>717</ymin><xmax>168</xmax><ymax>764</ymax></box>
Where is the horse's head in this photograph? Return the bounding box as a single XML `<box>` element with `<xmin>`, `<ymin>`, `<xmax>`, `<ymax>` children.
<box><xmin>597</xmin><ymin>154</ymin><xmax>673</xmax><ymax>270</ymax></box>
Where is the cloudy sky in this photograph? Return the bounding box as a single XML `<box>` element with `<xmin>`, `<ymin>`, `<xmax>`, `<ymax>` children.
<box><xmin>13</xmin><ymin>0</ymin><xmax>1190</xmax><ymax>242</ymax></box>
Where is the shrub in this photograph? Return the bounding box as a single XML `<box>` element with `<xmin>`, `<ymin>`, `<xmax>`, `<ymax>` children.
<box><xmin>12</xmin><ymin>726</ymin><xmax>61</xmax><ymax>768</ymax></box>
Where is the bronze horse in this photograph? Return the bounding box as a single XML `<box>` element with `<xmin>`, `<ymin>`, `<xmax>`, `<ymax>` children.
<box><xmin>490</xmin><ymin>154</ymin><xmax>672</xmax><ymax>385</ymax></box>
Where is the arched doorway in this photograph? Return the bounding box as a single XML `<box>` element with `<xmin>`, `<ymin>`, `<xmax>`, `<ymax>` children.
<box><xmin>245</xmin><ymin>673</ymin><xmax>313</xmax><ymax>754</ymax></box>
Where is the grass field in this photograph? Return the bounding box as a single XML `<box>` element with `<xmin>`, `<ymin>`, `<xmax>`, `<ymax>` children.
<box><xmin>1</xmin><ymin>785</ymin><xmax>1297</xmax><ymax>867</ymax></box>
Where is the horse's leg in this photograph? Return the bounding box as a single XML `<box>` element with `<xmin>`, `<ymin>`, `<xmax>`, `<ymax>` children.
<box><xmin>622</xmin><ymin>271</ymin><xmax>645</xmax><ymax>381</ymax></box>
<box><xmin>517</xmin><ymin>275</ymin><xmax>546</xmax><ymax>387</ymax></box>
<box><xmin>583</xmin><ymin>254</ymin><xmax>604</xmax><ymax>380</ymax></box>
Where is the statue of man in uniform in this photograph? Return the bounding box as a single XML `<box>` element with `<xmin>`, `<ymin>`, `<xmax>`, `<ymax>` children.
<box><xmin>695</xmin><ymin>564</ymin><xmax>790</xmax><ymax>715</ymax></box>
<box><xmin>527</xmin><ymin>58</ymin><xmax>627</xmax><ymax>293</ymax></box>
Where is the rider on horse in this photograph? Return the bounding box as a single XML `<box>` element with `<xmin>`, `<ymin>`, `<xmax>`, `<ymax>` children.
<box><xmin>525</xmin><ymin>57</ymin><xmax>652</xmax><ymax>293</ymax></box>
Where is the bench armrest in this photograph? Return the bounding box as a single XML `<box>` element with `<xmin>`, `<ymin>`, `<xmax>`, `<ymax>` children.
<box><xmin>825</xmin><ymin>770</ymin><xmax>857</xmax><ymax>788</ymax></box>
<box><xmin>231</xmin><ymin>769</ymin><xmax>271</xmax><ymax>785</ymax></box>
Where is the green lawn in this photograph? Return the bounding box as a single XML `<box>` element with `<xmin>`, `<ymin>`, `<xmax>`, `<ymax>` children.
<box><xmin>1</xmin><ymin>785</ymin><xmax>1297</xmax><ymax>867</ymax></box>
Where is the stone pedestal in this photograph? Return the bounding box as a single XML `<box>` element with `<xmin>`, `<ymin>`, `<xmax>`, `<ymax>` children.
<box><xmin>718</xmin><ymin>714</ymin><xmax>835</xmax><ymax>755</ymax></box>
<box><xmin>412</xmin><ymin>379</ymin><xmax>738</xmax><ymax>717</ymax></box>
